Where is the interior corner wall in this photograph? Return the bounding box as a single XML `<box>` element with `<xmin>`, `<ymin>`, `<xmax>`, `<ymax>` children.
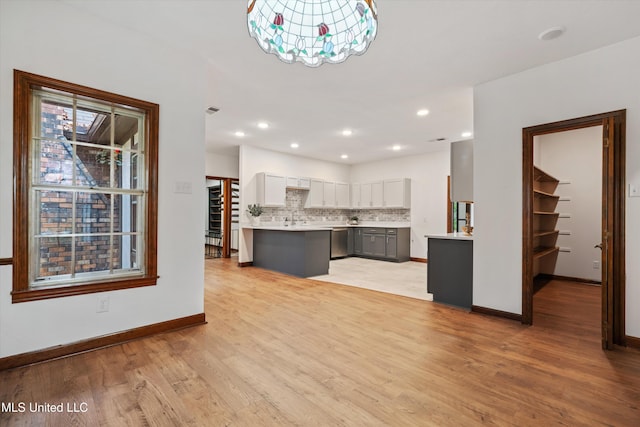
<box><xmin>473</xmin><ymin>35</ymin><xmax>640</xmax><ymax>339</ymax></box>
<box><xmin>349</xmin><ymin>149</ymin><xmax>451</xmax><ymax>259</ymax></box>
<box><xmin>534</xmin><ymin>126</ymin><xmax>602</xmax><ymax>282</ymax></box>
<box><xmin>0</xmin><ymin>1</ymin><xmax>206</xmax><ymax>357</ymax></box>
<box><xmin>205</xmin><ymin>151</ymin><xmax>239</xmax><ymax>179</ymax></box>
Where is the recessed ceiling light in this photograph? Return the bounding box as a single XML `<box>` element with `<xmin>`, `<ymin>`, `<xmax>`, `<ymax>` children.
<box><xmin>461</xmin><ymin>131</ymin><xmax>472</xmax><ymax>138</ymax></box>
<box><xmin>290</xmin><ymin>143</ymin><xmax>299</xmax><ymax>148</ymax></box>
<box><xmin>342</xmin><ymin>129</ymin><xmax>352</xmax><ymax>137</ymax></box>
<box><xmin>392</xmin><ymin>145</ymin><xmax>401</xmax><ymax>151</ymax></box>
<box><xmin>234</xmin><ymin>131</ymin><xmax>245</xmax><ymax>137</ymax></box>
<box><xmin>206</xmin><ymin>106</ymin><xmax>220</xmax><ymax>114</ymax></box>
<box><xmin>538</xmin><ymin>26</ymin><xmax>566</xmax><ymax>41</ymax></box>
<box><xmin>416</xmin><ymin>109</ymin><xmax>429</xmax><ymax>117</ymax></box>
<box><xmin>258</xmin><ymin>122</ymin><xmax>269</xmax><ymax>129</ymax></box>
<box><xmin>341</xmin><ymin>154</ymin><xmax>348</xmax><ymax>159</ymax></box>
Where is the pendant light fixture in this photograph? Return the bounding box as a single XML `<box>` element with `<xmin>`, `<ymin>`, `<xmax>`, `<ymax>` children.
<box><xmin>247</xmin><ymin>0</ymin><xmax>378</xmax><ymax>67</ymax></box>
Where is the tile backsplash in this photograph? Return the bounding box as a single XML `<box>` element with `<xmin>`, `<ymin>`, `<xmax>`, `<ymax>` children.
<box><xmin>256</xmin><ymin>189</ymin><xmax>410</xmax><ymax>224</ymax></box>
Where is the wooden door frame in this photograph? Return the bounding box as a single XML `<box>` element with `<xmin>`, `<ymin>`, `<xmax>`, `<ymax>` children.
<box><xmin>206</xmin><ymin>176</ymin><xmax>236</xmax><ymax>258</ymax></box>
<box><xmin>522</xmin><ymin>110</ymin><xmax>626</xmax><ymax>348</ymax></box>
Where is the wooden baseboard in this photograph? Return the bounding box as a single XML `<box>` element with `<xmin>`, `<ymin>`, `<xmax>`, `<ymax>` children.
<box><xmin>238</xmin><ymin>261</ymin><xmax>253</xmax><ymax>267</ymax></box>
<box><xmin>539</xmin><ymin>273</ymin><xmax>601</xmax><ymax>285</ymax></box>
<box><xmin>0</xmin><ymin>313</ymin><xmax>206</xmax><ymax>371</ymax></box>
<box><xmin>410</xmin><ymin>257</ymin><xmax>428</xmax><ymax>264</ymax></box>
<box><xmin>0</xmin><ymin>257</ymin><xmax>12</xmax><ymax>266</ymax></box>
<box><xmin>625</xmin><ymin>335</ymin><xmax>640</xmax><ymax>350</ymax></box>
<box><xmin>471</xmin><ymin>305</ymin><xmax>522</xmax><ymax>322</ymax></box>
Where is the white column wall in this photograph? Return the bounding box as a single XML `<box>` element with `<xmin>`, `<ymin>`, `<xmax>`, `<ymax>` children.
<box><xmin>205</xmin><ymin>151</ymin><xmax>239</xmax><ymax>179</ymax></box>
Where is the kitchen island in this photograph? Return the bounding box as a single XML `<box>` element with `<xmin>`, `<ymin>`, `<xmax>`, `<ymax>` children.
<box><xmin>250</xmin><ymin>225</ymin><xmax>331</xmax><ymax>278</ymax></box>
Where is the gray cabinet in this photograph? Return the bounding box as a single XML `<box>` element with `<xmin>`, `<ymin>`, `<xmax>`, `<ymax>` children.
<box><xmin>363</xmin><ymin>229</ymin><xmax>386</xmax><ymax>257</ymax></box>
<box><xmin>351</xmin><ymin>227</ymin><xmax>409</xmax><ymax>262</ymax></box>
<box><xmin>450</xmin><ymin>140</ymin><xmax>474</xmax><ymax>202</ymax></box>
<box><xmin>386</xmin><ymin>230</ymin><xmax>397</xmax><ymax>259</ymax></box>
<box><xmin>347</xmin><ymin>228</ymin><xmax>355</xmax><ymax>255</ymax></box>
<box><xmin>353</xmin><ymin>228</ymin><xmax>363</xmax><ymax>255</ymax></box>
<box><xmin>427</xmin><ymin>237</ymin><xmax>473</xmax><ymax>309</ymax></box>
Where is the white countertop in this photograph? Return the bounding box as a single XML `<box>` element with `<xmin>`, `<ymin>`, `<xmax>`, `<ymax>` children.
<box><xmin>242</xmin><ymin>221</ymin><xmax>411</xmax><ymax>231</ymax></box>
<box><xmin>243</xmin><ymin>225</ymin><xmax>333</xmax><ymax>232</ymax></box>
<box><xmin>424</xmin><ymin>232</ymin><xmax>474</xmax><ymax>241</ymax></box>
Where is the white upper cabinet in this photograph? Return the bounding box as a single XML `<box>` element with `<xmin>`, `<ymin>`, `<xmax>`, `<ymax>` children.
<box><xmin>305</xmin><ymin>178</ymin><xmax>325</xmax><ymax>208</ymax></box>
<box><xmin>286</xmin><ymin>176</ymin><xmax>310</xmax><ymax>190</ymax></box>
<box><xmin>361</xmin><ymin>181</ymin><xmax>383</xmax><ymax>208</ymax></box>
<box><xmin>263</xmin><ymin>171</ymin><xmax>409</xmax><ymax>210</ymax></box>
<box><xmin>351</xmin><ymin>183</ymin><xmax>361</xmax><ymax>208</ymax></box>
<box><xmin>360</xmin><ymin>182</ymin><xmax>373</xmax><ymax>207</ymax></box>
<box><xmin>335</xmin><ymin>182</ymin><xmax>350</xmax><ymax>208</ymax></box>
<box><xmin>256</xmin><ymin>172</ymin><xmax>286</xmax><ymax>207</ymax></box>
<box><xmin>304</xmin><ymin>180</ymin><xmax>349</xmax><ymax>208</ymax></box>
<box><xmin>371</xmin><ymin>181</ymin><xmax>384</xmax><ymax>207</ymax></box>
<box><xmin>323</xmin><ymin>181</ymin><xmax>336</xmax><ymax>207</ymax></box>
<box><xmin>383</xmin><ymin>178</ymin><xmax>411</xmax><ymax>208</ymax></box>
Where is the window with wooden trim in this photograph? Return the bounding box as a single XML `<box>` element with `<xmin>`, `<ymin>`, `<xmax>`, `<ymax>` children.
<box><xmin>12</xmin><ymin>70</ymin><xmax>159</xmax><ymax>303</ymax></box>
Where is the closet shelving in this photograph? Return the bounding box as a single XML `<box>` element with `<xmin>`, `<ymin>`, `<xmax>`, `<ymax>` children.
<box><xmin>207</xmin><ymin>185</ymin><xmax>223</xmax><ymax>258</ymax></box>
<box><xmin>533</xmin><ymin>166</ymin><xmax>560</xmax><ymax>276</ymax></box>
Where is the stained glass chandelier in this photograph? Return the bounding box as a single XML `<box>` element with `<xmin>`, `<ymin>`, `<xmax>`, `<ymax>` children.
<box><xmin>247</xmin><ymin>0</ymin><xmax>378</xmax><ymax>67</ymax></box>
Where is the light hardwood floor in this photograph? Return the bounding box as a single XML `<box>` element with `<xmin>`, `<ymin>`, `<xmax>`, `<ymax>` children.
<box><xmin>1</xmin><ymin>260</ymin><xmax>639</xmax><ymax>426</ymax></box>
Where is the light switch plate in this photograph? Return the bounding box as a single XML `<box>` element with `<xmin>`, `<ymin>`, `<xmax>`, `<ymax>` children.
<box><xmin>629</xmin><ymin>184</ymin><xmax>640</xmax><ymax>197</ymax></box>
<box><xmin>174</xmin><ymin>181</ymin><xmax>193</xmax><ymax>194</ymax></box>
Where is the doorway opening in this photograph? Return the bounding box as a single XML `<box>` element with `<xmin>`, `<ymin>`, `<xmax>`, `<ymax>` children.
<box><xmin>522</xmin><ymin>110</ymin><xmax>626</xmax><ymax>350</ymax></box>
<box><xmin>206</xmin><ymin>176</ymin><xmax>240</xmax><ymax>258</ymax></box>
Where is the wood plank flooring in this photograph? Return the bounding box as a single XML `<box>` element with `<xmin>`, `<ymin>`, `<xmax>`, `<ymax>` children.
<box><xmin>1</xmin><ymin>260</ymin><xmax>639</xmax><ymax>426</ymax></box>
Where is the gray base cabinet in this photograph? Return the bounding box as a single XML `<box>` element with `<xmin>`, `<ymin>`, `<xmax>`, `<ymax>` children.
<box><xmin>427</xmin><ymin>237</ymin><xmax>473</xmax><ymax>309</ymax></box>
<box><xmin>352</xmin><ymin>227</ymin><xmax>409</xmax><ymax>262</ymax></box>
<box><xmin>363</xmin><ymin>232</ymin><xmax>386</xmax><ymax>257</ymax></box>
<box><xmin>253</xmin><ymin>229</ymin><xmax>330</xmax><ymax>277</ymax></box>
<box><xmin>353</xmin><ymin>228</ymin><xmax>363</xmax><ymax>255</ymax></box>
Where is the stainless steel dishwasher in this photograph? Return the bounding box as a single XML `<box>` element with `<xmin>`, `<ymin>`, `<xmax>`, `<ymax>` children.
<box><xmin>330</xmin><ymin>228</ymin><xmax>348</xmax><ymax>259</ymax></box>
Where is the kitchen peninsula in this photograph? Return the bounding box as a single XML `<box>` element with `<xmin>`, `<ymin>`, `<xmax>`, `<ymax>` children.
<box><xmin>246</xmin><ymin>222</ymin><xmax>411</xmax><ymax>278</ymax></box>
<box><xmin>251</xmin><ymin>225</ymin><xmax>331</xmax><ymax>278</ymax></box>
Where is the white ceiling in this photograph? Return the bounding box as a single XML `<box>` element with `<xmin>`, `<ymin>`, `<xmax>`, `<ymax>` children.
<box><xmin>63</xmin><ymin>0</ymin><xmax>640</xmax><ymax>164</ymax></box>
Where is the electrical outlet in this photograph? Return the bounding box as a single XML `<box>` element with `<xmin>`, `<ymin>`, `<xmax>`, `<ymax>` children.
<box><xmin>593</xmin><ymin>260</ymin><xmax>600</xmax><ymax>270</ymax></box>
<box><xmin>97</xmin><ymin>295</ymin><xmax>110</xmax><ymax>313</ymax></box>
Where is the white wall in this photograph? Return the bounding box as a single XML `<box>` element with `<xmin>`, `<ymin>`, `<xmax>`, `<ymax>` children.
<box><xmin>238</xmin><ymin>145</ymin><xmax>352</xmax><ymax>262</ymax></box>
<box><xmin>474</xmin><ymin>36</ymin><xmax>640</xmax><ymax>339</ymax></box>
<box><xmin>535</xmin><ymin>127</ymin><xmax>602</xmax><ymax>282</ymax></box>
<box><xmin>206</xmin><ymin>151</ymin><xmax>239</xmax><ymax>179</ymax></box>
<box><xmin>350</xmin><ymin>149</ymin><xmax>451</xmax><ymax>258</ymax></box>
<box><xmin>0</xmin><ymin>1</ymin><xmax>206</xmax><ymax>357</ymax></box>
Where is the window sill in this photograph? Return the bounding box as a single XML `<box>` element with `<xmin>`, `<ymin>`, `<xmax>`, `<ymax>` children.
<box><xmin>11</xmin><ymin>276</ymin><xmax>158</xmax><ymax>303</ymax></box>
